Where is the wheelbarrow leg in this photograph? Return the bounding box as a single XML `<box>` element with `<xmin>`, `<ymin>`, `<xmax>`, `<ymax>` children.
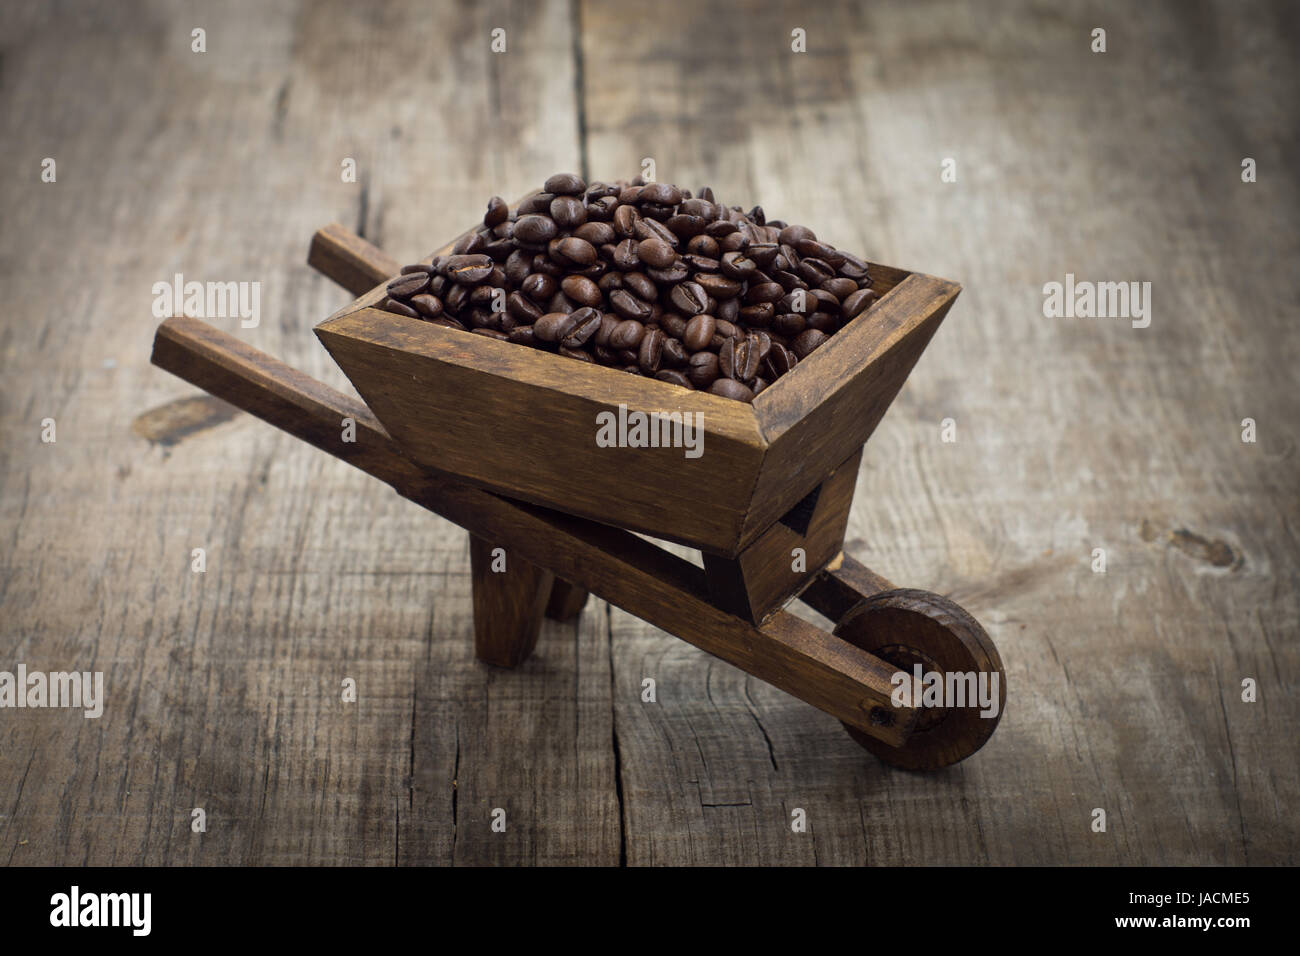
<box><xmin>469</xmin><ymin>536</ymin><xmax>554</xmax><ymax>668</ymax></box>
<box><xmin>545</xmin><ymin>579</ymin><xmax>589</xmax><ymax>622</ymax></box>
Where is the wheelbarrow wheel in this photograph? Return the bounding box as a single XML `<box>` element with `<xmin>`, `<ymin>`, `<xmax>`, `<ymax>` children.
<box><xmin>834</xmin><ymin>588</ymin><xmax>1006</xmax><ymax>770</ymax></box>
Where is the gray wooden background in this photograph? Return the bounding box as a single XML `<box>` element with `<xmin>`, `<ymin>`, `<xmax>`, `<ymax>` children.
<box><xmin>1</xmin><ymin>0</ymin><xmax>1296</xmax><ymax>865</ymax></box>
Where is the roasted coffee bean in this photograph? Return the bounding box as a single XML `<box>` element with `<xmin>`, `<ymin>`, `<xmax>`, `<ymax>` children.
<box><xmin>521</xmin><ymin>273</ymin><xmax>557</xmax><ymax>302</ymax></box>
<box><xmin>638</xmin><ymin>328</ymin><xmax>665</xmax><ymax>372</ymax></box>
<box><xmin>555</xmin><ymin>236</ymin><xmax>598</xmax><ymax>267</ymax></box>
<box><xmin>696</xmin><ymin>273</ymin><xmax>742</xmax><ymax>299</ymax></box>
<box><xmin>593</xmin><ymin>313</ymin><xmax>621</xmax><ymax>347</ymax></box>
<box><xmin>472</xmin><ymin>328</ymin><xmax>509</xmax><ymax>341</ymax></box>
<box><xmin>645</xmin><ymin>261</ymin><xmax>690</xmax><ymax>283</ymax></box>
<box><xmin>409</xmin><ymin>294</ymin><xmax>444</xmax><ymax>318</ymax></box>
<box><xmin>517</xmin><ymin>192</ymin><xmax>554</xmax><ymax>215</ymax></box>
<box><xmin>430</xmin><ymin>316</ymin><xmax>467</xmax><ymax>331</ymax></box>
<box><xmin>513</xmin><ymin>214</ymin><xmax>558</xmax><ymax>244</ymax></box>
<box><xmin>387</xmin><ymin>272</ymin><xmax>430</xmax><ymax>298</ymax></box>
<box><xmin>687</xmin><ymin>234</ymin><xmax>720</xmax><ymax>258</ymax></box>
<box><xmin>655</xmin><ymin>369</ymin><xmax>694</xmax><ymax>389</ymax></box>
<box><xmin>669</xmin><ymin>281</ymin><xmax>707</xmax><ymax>315</ymax></box>
<box><xmin>779</xmin><ymin>224</ymin><xmax>816</xmax><ymax>246</ymax></box>
<box><xmin>562</xmin><ymin>307</ymin><xmax>603</xmax><ymax>347</ymax></box>
<box><xmin>559</xmin><ymin>345</ymin><xmax>594</xmax><ymax>362</ymax></box>
<box><xmin>634</xmin><ymin>217</ymin><xmax>678</xmax><ymax>247</ymax></box>
<box><xmin>400</xmin><ymin>262</ymin><xmax>436</xmax><ymax>275</ymax></box>
<box><xmin>609</xmin><ymin>289</ymin><xmax>652</xmax><ymax>321</ymax></box>
<box><xmin>734</xmin><ymin>337</ymin><xmax>760</xmax><ymax>381</ymax></box>
<box><xmin>382</xmin><ymin>296</ymin><xmax>420</xmax><ymax>318</ymax></box>
<box><xmin>444</xmin><ymin>254</ymin><xmax>494</xmax><ymax>283</ymax></box>
<box><xmin>717</xmin><ymin>297</ymin><xmax>740</xmax><ymax>324</ymax></box>
<box><xmin>639</xmin><ymin>182</ymin><xmax>682</xmax><ymax>206</ymax></box>
<box><xmin>575</xmin><ymin>222</ymin><xmax>616</xmax><ymax>246</ymax></box>
<box><xmin>445</xmin><ymin>283</ymin><xmax>471</xmax><ymax>313</ymax></box>
<box><xmin>739</xmin><ymin>302</ymin><xmax>774</xmax><ymax>328</ymax></box>
<box><xmin>661</xmin><ymin>337</ymin><xmax>688</xmax><ymax>367</ymax></box>
<box><xmin>791</xmin><ymin>328</ymin><xmax>829</xmax><ymax>358</ymax></box>
<box><xmin>637</xmin><ymin>237</ymin><xmax>676</xmax><ymax>269</ymax></box>
<box><xmin>842</xmin><ymin>287</ymin><xmax>877</xmax><ymax>319</ymax></box>
<box><xmin>608</xmin><ymin>319</ymin><xmax>645</xmax><ymax>350</ymax></box>
<box><xmin>544</xmin><ymin>172</ymin><xmax>586</xmax><ymax>195</ymax></box>
<box><xmin>839</xmin><ymin>252</ymin><xmax>872</xmax><ymax>281</ymax></box>
<box><xmin>507</xmin><ymin>326</ymin><xmax>536</xmax><ymax>346</ymax></box>
<box><xmin>766</xmin><ymin>342</ymin><xmax>796</xmax><ymax>376</ymax></box>
<box><xmin>683</xmin><ymin>314</ymin><xmax>716</xmax><ymax>352</ymax></box>
<box><xmin>822</xmin><ymin>277</ymin><xmax>859</xmax><ymax>301</ymax></box>
<box><xmin>534</xmin><ymin>312</ymin><xmax>578</xmax><ymax>343</ymax></box>
<box><xmin>506</xmin><ymin>291</ymin><xmax>542</xmax><ymax>323</ymax></box>
<box><xmin>687</xmin><ymin>351</ymin><xmax>720</xmax><ymax>388</ymax></box>
<box><xmin>751</xmin><ymin>376</ymin><xmax>769</xmax><ymax>396</ymax></box>
<box><xmin>683</xmin><ymin>254</ymin><xmax>719</xmax><ymax>273</ymax></box>
<box><xmin>622</xmin><ymin>271</ymin><xmax>658</xmax><ymax>302</ymax></box>
<box><xmin>810</xmin><ymin>288</ymin><xmax>841</xmax><ymax>314</ymax></box>
<box><xmin>718</xmin><ymin>337</ymin><xmax>737</xmax><ymax>379</ymax></box>
<box><xmin>774</xmin><ymin>312</ymin><xmax>808</xmax><ymax>337</ymax></box>
<box><xmin>745</xmin><ymin>281</ymin><xmax>784</xmax><ymax>304</ymax></box>
<box><xmin>666</xmin><ymin>214</ymin><xmax>706</xmax><ymax>239</ymax></box>
<box><xmin>550</xmin><ymin>195</ymin><xmax>587</xmax><ymax>229</ymax></box>
<box><xmin>709</xmin><ymin>378</ymin><xmax>755</xmax><ymax>402</ymax></box>
<box><xmin>560</xmin><ymin>274</ymin><xmax>603</xmax><ymax>307</ymax></box>
<box><xmin>484</xmin><ymin>196</ymin><xmax>509</xmax><ymax>228</ymax></box>
<box><xmin>613</xmin><ymin>204</ymin><xmax>639</xmax><ymax>238</ymax></box>
<box><xmin>612</xmin><ymin>238</ymin><xmax>640</xmax><ymax>270</ymax></box>
<box><xmin>806</xmin><ymin>311</ymin><xmax>837</xmax><ymax>333</ymax></box>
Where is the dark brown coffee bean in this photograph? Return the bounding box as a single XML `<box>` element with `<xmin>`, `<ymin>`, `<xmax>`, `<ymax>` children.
<box><xmin>506</xmin><ymin>291</ymin><xmax>542</xmax><ymax>323</ymax></box>
<box><xmin>745</xmin><ymin>281</ymin><xmax>784</xmax><ymax>304</ymax></box>
<box><xmin>561</xmin><ymin>307</ymin><xmax>602</xmax><ymax>347</ymax></box>
<box><xmin>574</xmin><ymin>222</ymin><xmax>616</xmax><ymax>246</ymax></box>
<box><xmin>381</xmin><ymin>296</ymin><xmax>420</xmax><ymax>318</ymax></box>
<box><xmin>806</xmin><ymin>311</ymin><xmax>837</xmax><ymax>333</ymax></box>
<box><xmin>452</xmin><ymin>232</ymin><xmax>486</xmax><ymax>255</ymax></box>
<box><xmin>608</xmin><ymin>319</ymin><xmax>645</xmax><ymax>350</ymax></box>
<box><xmin>558</xmin><ymin>346</ymin><xmax>594</xmax><ymax>362</ymax></box>
<box><xmin>661</xmin><ymin>336</ymin><xmax>688</xmax><ymax>367</ymax></box>
<box><xmin>610</xmin><ymin>289</ymin><xmax>652</xmax><ymax>321</ymax></box>
<box><xmin>666</xmin><ymin>214</ymin><xmax>706</xmax><ymax>239</ymax></box>
<box><xmin>810</xmin><ymin>288</ymin><xmax>841</xmax><ymax>314</ymax></box>
<box><xmin>734</xmin><ymin>337</ymin><xmax>760</xmax><ymax>381</ymax></box>
<box><xmin>779</xmin><ymin>224</ymin><xmax>816</xmax><ymax>246</ymax></box>
<box><xmin>687</xmin><ymin>234</ymin><xmax>720</xmax><ymax>258</ymax></box>
<box><xmin>669</xmin><ymin>281</ymin><xmax>707</xmax><ymax>315</ymax></box>
<box><xmin>717</xmin><ymin>297</ymin><xmax>740</xmax><ymax>324</ymax></box>
<box><xmin>550</xmin><ymin>195</ymin><xmax>587</xmax><ymax>229</ymax></box>
<box><xmin>791</xmin><ymin>328</ymin><xmax>829</xmax><ymax>358</ymax></box>
<box><xmin>593</xmin><ymin>313</ymin><xmax>620</xmax><ymax>347</ymax></box>
<box><xmin>839</xmin><ymin>252</ymin><xmax>871</xmax><ymax>281</ymax></box>
<box><xmin>544</xmin><ymin>172</ymin><xmax>586</xmax><ymax>195</ymax></box>
<box><xmin>683</xmin><ymin>314</ymin><xmax>716</xmax><ymax>352</ymax></box>
<box><xmin>559</xmin><ymin>274</ymin><xmax>603</xmax><ymax>307</ymax></box>
<box><xmin>714</xmin><ymin>318</ymin><xmax>742</xmax><ymax>340</ymax></box>
<box><xmin>718</xmin><ymin>337</ymin><xmax>737</xmax><ymax>378</ymax></box>
<box><xmin>504</xmin><ymin>249</ymin><xmax>532</xmax><ymax>284</ymax></box>
<box><xmin>484</xmin><ymin>196</ymin><xmax>509</xmax><ymax>228</ymax></box>
<box><xmin>751</xmin><ymin>377</ymin><xmax>769</xmax><ymax>396</ymax></box>
<box><xmin>622</xmin><ymin>271</ymin><xmax>657</xmax><ymax>302</ymax></box>
<box><xmin>822</xmin><ymin>277</ymin><xmax>859</xmax><ymax>301</ymax></box>
<box><xmin>637</xmin><ymin>237</ymin><xmax>676</xmax><ymax>269</ymax></box>
<box><xmin>687</xmin><ymin>351</ymin><xmax>719</xmax><ymax>388</ymax></box>
<box><xmin>639</xmin><ymin>182</ymin><xmax>682</xmax><ymax>206</ymax></box>
<box><xmin>657</xmin><ymin>312</ymin><xmax>686</xmax><ymax>339</ymax></box>
<box><xmin>696</xmin><ymin>273</ymin><xmax>741</xmax><ymax>299</ymax></box>
<box><xmin>521</xmin><ymin>273</ymin><xmax>557</xmax><ymax>302</ymax></box>
<box><xmin>507</xmin><ymin>326</ymin><xmax>536</xmax><ymax>346</ymax></box>
<box><xmin>517</xmin><ymin>192</ymin><xmax>554</xmax><ymax>215</ymax></box>
<box><xmin>613</xmin><ymin>238</ymin><xmax>640</xmax><ymax>270</ymax></box>
<box><xmin>638</xmin><ymin>328</ymin><xmax>664</xmax><ymax>372</ymax></box>
<box><xmin>400</xmin><ymin>262</ymin><xmax>436</xmax><ymax>275</ymax></box>
<box><xmin>387</xmin><ymin>272</ymin><xmax>430</xmax><ymax>298</ymax></box>
<box><xmin>445</xmin><ymin>254</ymin><xmax>494</xmax><ymax>284</ymax></box>
<box><xmin>766</xmin><ymin>343</ymin><xmax>796</xmax><ymax>376</ymax></box>
<box><xmin>842</xmin><ymin>287</ymin><xmax>877</xmax><ymax>318</ymax></box>
<box><xmin>534</xmin><ymin>312</ymin><xmax>578</xmax><ymax>343</ymax></box>
<box><xmin>634</xmin><ymin>217</ymin><xmax>678</xmax><ymax>247</ymax></box>
<box><xmin>613</xmin><ymin>204</ymin><xmax>639</xmax><ymax>238</ymax></box>
<box><xmin>555</xmin><ymin>236</ymin><xmax>597</xmax><ymax>267</ymax></box>
<box><xmin>431</xmin><ymin>316</ymin><xmax>467</xmax><ymax>331</ymax></box>
<box><xmin>472</xmin><ymin>328</ymin><xmax>509</xmax><ymax>341</ymax></box>
<box><xmin>409</xmin><ymin>294</ymin><xmax>444</xmax><ymax>318</ymax></box>
<box><xmin>773</xmin><ymin>312</ymin><xmax>806</xmax><ymax>336</ymax></box>
<box><xmin>645</xmin><ymin>261</ymin><xmax>690</xmax><ymax>284</ymax></box>
<box><xmin>738</xmin><ymin>303</ymin><xmax>774</xmax><ymax>328</ymax></box>
<box><xmin>709</xmin><ymin>378</ymin><xmax>755</xmax><ymax>402</ymax></box>
<box><xmin>655</xmin><ymin>369</ymin><xmax>693</xmax><ymax>389</ymax></box>
<box><xmin>513</xmin><ymin>214</ymin><xmax>558</xmax><ymax>244</ymax></box>
<box><xmin>547</xmin><ymin>290</ymin><xmax>575</xmax><ymax>313</ymax></box>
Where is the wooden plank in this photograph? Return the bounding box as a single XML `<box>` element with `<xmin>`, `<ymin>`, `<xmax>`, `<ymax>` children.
<box><xmin>581</xmin><ymin>0</ymin><xmax>1300</xmax><ymax>866</ymax></box>
<box><xmin>0</xmin><ymin>0</ymin><xmax>617</xmax><ymax>867</ymax></box>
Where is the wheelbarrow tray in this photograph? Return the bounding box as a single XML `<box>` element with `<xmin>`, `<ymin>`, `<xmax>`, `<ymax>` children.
<box><xmin>316</xmin><ymin>250</ymin><xmax>959</xmax><ymax>559</ymax></box>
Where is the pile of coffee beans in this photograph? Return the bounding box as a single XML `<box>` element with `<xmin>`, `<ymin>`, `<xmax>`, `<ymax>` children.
<box><xmin>378</xmin><ymin>173</ymin><xmax>878</xmax><ymax>403</ymax></box>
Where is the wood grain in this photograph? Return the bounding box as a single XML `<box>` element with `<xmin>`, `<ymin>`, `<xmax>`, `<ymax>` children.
<box><xmin>2</xmin><ymin>0</ymin><xmax>1297</xmax><ymax>867</ymax></box>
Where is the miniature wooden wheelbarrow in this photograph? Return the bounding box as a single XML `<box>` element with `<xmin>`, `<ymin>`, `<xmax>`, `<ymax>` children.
<box><xmin>150</xmin><ymin>218</ymin><xmax>1006</xmax><ymax>771</ymax></box>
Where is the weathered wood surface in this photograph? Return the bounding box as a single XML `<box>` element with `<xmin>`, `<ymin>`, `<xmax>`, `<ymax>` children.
<box><xmin>2</xmin><ymin>0</ymin><xmax>1297</xmax><ymax>865</ymax></box>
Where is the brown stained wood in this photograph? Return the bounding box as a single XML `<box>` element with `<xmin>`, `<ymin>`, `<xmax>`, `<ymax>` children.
<box><xmin>149</xmin><ymin>317</ymin><xmax>917</xmax><ymax>748</ymax></box>
<box><xmin>834</xmin><ymin>589</ymin><xmax>1007</xmax><ymax>770</ymax></box>
<box><xmin>704</xmin><ymin>447</ymin><xmax>863</xmax><ymax>622</ymax></box>
<box><xmin>800</xmin><ymin>553</ymin><xmax>897</xmax><ymax>622</ymax></box>
<box><xmin>307</xmin><ymin>222</ymin><xmax>400</xmax><ymax>298</ymax></box>
<box><xmin>743</xmin><ymin>274</ymin><xmax>960</xmax><ymax>547</ymax></box>
<box><xmin>316</xmin><ymin>306</ymin><xmax>768</xmax><ymax>556</ymax></box>
<box><xmin>545</xmin><ymin>579</ymin><xmax>590</xmax><ymax>621</ymax></box>
<box><xmin>469</xmin><ymin>536</ymin><xmax>553</xmax><ymax>668</ymax></box>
